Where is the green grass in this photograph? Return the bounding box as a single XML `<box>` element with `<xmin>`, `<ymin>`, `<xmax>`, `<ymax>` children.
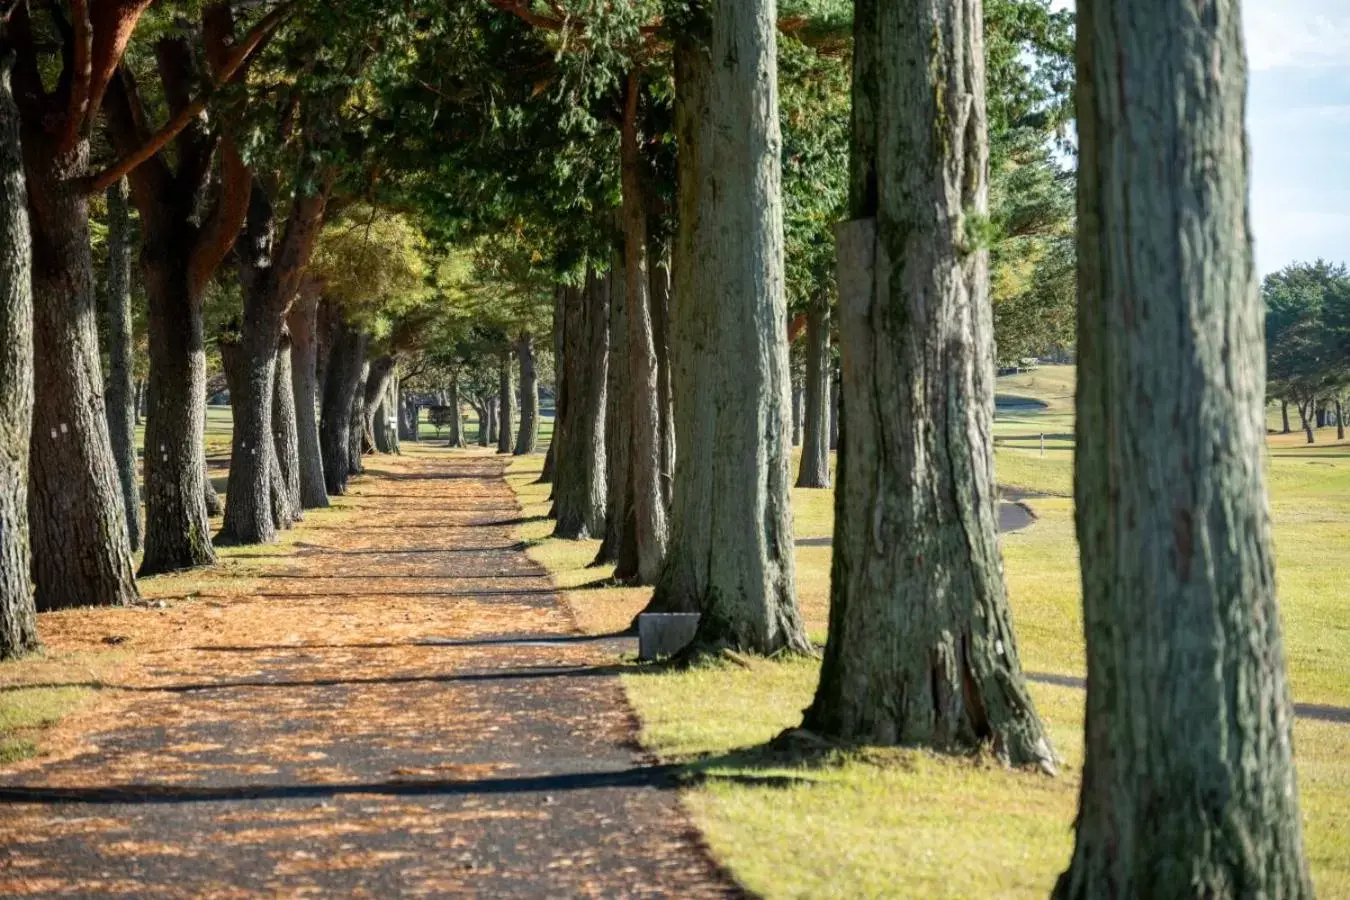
<box><xmin>507</xmin><ymin>363</ymin><xmax>1350</xmax><ymax>898</ymax></box>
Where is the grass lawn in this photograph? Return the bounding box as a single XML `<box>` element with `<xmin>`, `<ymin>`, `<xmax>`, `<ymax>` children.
<box><xmin>506</xmin><ymin>364</ymin><xmax>1350</xmax><ymax>898</ymax></box>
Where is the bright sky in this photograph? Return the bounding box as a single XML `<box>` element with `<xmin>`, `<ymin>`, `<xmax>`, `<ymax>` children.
<box><xmin>1049</xmin><ymin>0</ymin><xmax>1350</xmax><ymax>275</ymax></box>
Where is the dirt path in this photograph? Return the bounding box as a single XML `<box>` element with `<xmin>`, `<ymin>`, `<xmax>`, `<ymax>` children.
<box><xmin>0</xmin><ymin>452</ymin><xmax>735</xmax><ymax>898</ymax></box>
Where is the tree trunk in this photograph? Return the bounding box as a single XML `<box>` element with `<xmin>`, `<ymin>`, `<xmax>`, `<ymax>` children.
<box><xmin>791</xmin><ymin>374</ymin><xmax>804</xmax><ymax>447</ymax></box>
<box><xmin>796</xmin><ymin>296</ymin><xmax>831</xmax><ymax>488</ymax></box>
<box><xmin>272</xmin><ymin>328</ymin><xmax>302</xmax><ymax>522</ymax></box>
<box><xmin>218</xmin><ymin>322</ymin><xmax>282</xmax><ymax>545</ymax></box>
<box><xmin>804</xmin><ymin>0</ymin><xmax>1052</xmax><ymax>762</ymax></box>
<box><xmin>651</xmin><ymin>245</ymin><xmax>676</xmax><ymax>510</ymax></box>
<box><xmin>618</xmin><ymin>78</ymin><xmax>669</xmax><ymax>584</ymax></box>
<box><xmin>647</xmin><ymin>6</ymin><xmax>807</xmax><ymax>655</ymax></box>
<box><xmin>349</xmin><ymin>360</ymin><xmax>369</xmax><ymax>474</ymax></box>
<box><xmin>286</xmin><ymin>284</ymin><xmax>328</xmax><ymax>509</ymax></box>
<box><xmin>1280</xmin><ymin>398</ymin><xmax>1290</xmax><ymax>434</ymax></box>
<box><xmin>202</xmin><ymin>444</ymin><xmax>221</xmax><ymax>517</ymax></box>
<box><xmin>446</xmin><ymin>380</ymin><xmax>465</xmax><ymax>447</ymax></box>
<box><xmin>1315</xmin><ymin>402</ymin><xmax>1327</xmax><ymax>428</ymax></box>
<box><xmin>320</xmin><ymin>324</ymin><xmax>366</xmax><ymax>496</ymax></box>
<box><xmin>363</xmin><ymin>355</ymin><xmax>395</xmax><ymax>454</ymax></box>
<box><xmin>382</xmin><ymin>371</ymin><xmax>400</xmax><ymax>454</ymax></box>
<box><xmin>554</xmin><ymin>272</ymin><xmax>610</xmax><ymax>540</ymax></box>
<box><xmin>103</xmin><ymin>179</ymin><xmax>141</xmax><ymax>553</ymax></box>
<box><xmin>594</xmin><ymin>261</ymin><xmax>631</xmax><ymax>566</ymax></box>
<box><xmin>475</xmin><ymin>398</ymin><xmax>491</xmax><ymax>447</ymax></box>
<box><xmin>496</xmin><ymin>352</ymin><xmax>514</xmax><ymax>455</ymax></box>
<box><xmin>0</xmin><ymin>58</ymin><xmax>39</xmax><ymax>658</ymax></box>
<box><xmin>829</xmin><ymin>372</ymin><xmax>840</xmax><ymax>450</ymax></box>
<box><xmin>134</xmin><ymin>379</ymin><xmax>145</xmax><ymax>425</ymax></box>
<box><xmin>1056</xmin><ymin>0</ymin><xmax>1313</xmax><ymax>894</ymax></box>
<box><xmin>1338</xmin><ymin>397</ymin><xmax>1345</xmax><ymax>441</ymax></box>
<box><xmin>1298</xmin><ymin>400</ymin><xmax>1314</xmax><ymax>444</ymax></box>
<box><xmin>514</xmin><ymin>333</ymin><xmax>539</xmax><ymax>455</ymax></box>
<box><xmin>24</xmin><ymin>136</ymin><xmax>137</xmax><ymax>609</ymax></box>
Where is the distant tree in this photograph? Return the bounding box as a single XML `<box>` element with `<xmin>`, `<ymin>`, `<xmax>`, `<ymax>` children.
<box><xmin>1263</xmin><ymin>260</ymin><xmax>1350</xmax><ymax>442</ymax></box>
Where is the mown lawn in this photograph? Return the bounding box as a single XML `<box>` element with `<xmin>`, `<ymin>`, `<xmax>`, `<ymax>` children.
<box><xmin>506</xmin><ymin>364</ymin><xmax>1350</xmax><ymax>898</ymax></box>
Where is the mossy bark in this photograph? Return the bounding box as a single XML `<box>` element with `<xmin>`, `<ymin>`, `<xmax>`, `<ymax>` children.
<box><xmin>1055</xmin><ymin>0</ymin><xmax>1313</xmax><ymax>893</ymax></box>
<box><xmin>803</xmin><ymin>0</ymin><xmax>1052</xmax><ymax>767</ymax></box>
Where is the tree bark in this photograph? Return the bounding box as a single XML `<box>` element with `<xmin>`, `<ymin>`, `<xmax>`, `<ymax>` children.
<box><xmin>648</xmin><ymin>5</ymin><xmax>808</xmax><ymax>655</ymax></box>
<box><xmin>134</xmin><ymin>379</ymin><xmax>145</xmax><ymax>425</ymax></box>
<box><xmin>1338</xmin><ymin>397</ymin><xmax>1345</xmax><ymax>441</ymax></box>
<box><xmin>1298</xmin><ymin>400</ymin><xmax>1314</xmax><ymax>444</ymax></box>
<box><xmin>796</xmin><ymin>296</ymin><xmax>831</xmax><ymax>488</ymax></box>
<box><xmin>514</xmin><ymin>332</ymin><xmax>539</xmax><ymax>455</ymax></box>
<box><xmin>348</xmin><ymin>359</ymin><xmax>369</xmax><ymax>474</ymax></box>
<box><xmin>319</xmin><ymin>323</ymin><xmax>366</xmax><ymax>496</ymax></box>
<box><xmin>617</xmin><ymin>76</ymin><xmax>669</xmax><ymax>584</ymax></box>
<box><xmin>24</xmin><ymin>134</ymin><xmax>137</xmax><ymax>610</ymax></box>
<box><xmin>496</xmin><ymin>351</ymin><xmax>514</xmax><ymax>455</ymax></box>
<box><xmin>364</xmin><ymin>355</ymin><xmax>395</xmax><ymax>454</ymax></box>
<box><xmin>829</xmin><ymin>372</ymin><xmax>840</xmax><ymax>450</ymax></box>
<box><xmin>594</xmin><ymin>260</ymin><xmax>631</xmax><ymax>566</ymax></box>
<box><xmin>1280</xmin><ymin>398</ymin><xmax>1290</xmax><ymax>434</ymax></box>
<box><xmin>803</xmin><ymin>0</ymin><xmax>1051</xmax><ymax>763</ymax></box>
<box><xmin>0</xmin><ymin>57</ymin><xmax>39</xmax><ymax>659</ymax></box>
<box><xmin>553</xmin><ymin>273</ymin><xmax>610</xmax><ymax>540</ymax></box>
<box><xmin>218</xmin><ymin>321</ymin><xmax>281</xmax><ymax>545</ymax></box>
<box><xmin>380</xmin><ymin>371</ymin><xmax>400</xmax><ymax>454</ymax></box>
<box><xmin>202</xmin><ymin>443</ymin><xmax>221</xmax><ymax>517</ymax></box>
<box><xmin>1056</xmin><ymin>0</ymin><xmax>1313</xmax><ymax>894</ymax></box>
<box><xmin>286</xmin><ymin>284</ymin><xmax>328</xmax><ymax>508</ymax></box>
<box><xmin>272</xmin><ymin>327</ymin><xmax>302</xmax><ymax>521</ymax></box>
<box><xmin>651</xmin><ymin>244</ymin><xmax>676</xmax><ymax>511</ymax></box>
<box><xmin>791</xmin><ymin>375</ymin><xmax>804</xmax><ymax>447</ymax></box>
<box><xmin>476</xmin><ymin>397</ymin><xmax>492</xmax><ymax>447</ymax></box>
<box><xmin>103</xmin><ymin>178</ymin><xmax>141</xmax><ymax>553</ymax></box>
<box><xmin>446</xmin><ymin>379</ymin><xmax>465</xmax><ymax>447</ymax></box>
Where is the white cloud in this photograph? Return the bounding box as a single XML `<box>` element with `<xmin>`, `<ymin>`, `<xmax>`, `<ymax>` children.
<box><xmin>1243</xmin><ymin>0</ymin><xmax>1350</xmax><ymax>70</ymax></box>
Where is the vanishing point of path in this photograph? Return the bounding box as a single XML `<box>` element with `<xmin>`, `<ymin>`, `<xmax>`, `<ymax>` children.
<box><xmin>0</xmin><ymin>452</ymin><xmax>736</xmax><ymax>897</ymax></box>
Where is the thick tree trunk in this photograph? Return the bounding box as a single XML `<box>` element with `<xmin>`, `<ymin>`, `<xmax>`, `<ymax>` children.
<box><xmin>796</xmin><ymin>297</ymin><xmax>831</xmax><ymax>488</ymax></box>
<box><xmin>0</xmin><ymin>60</ymin><xmax>38</xmax><ymax>658</ymax></box>
<box><xmin>514</xmin><ymin>333</ymin><xmax>539</xmax><ymax>455</ymax></box>
<box><xmin>24</xmin><ymin>139</ymin><xmax>137</xmax><ymax>609</ymax></box>
<box><xmin>804</xmin><ymin>0</ymin><xmax>1051</xmax><ymax>761</ymax></box>
<box><xmin>103</xmin><ymin>179</ymin><xmax>141</xmax><ymax>553</ymax></box>
<box><xmin>496</xmin><ymin>353</ymin><xmax>514</xmax><ymax>455</ymax></box>
<box><xmin>218</xmin><ymin>320</ymin><xmax>282</xmax><ymax>545</ymax></box>
<box><xmin>651</xmin><ymin>245</ymin><xmax>676</xmax><ymax>511</ymax></box>
<box><xmin>272</xmin><ymin>328</ymin><xmax>302</xmax><ymax>522</ymax></box>
<box><xmin>380</xmin><ymin>372</ymin><xmax>400</xmax><ymax>454</ymax></box>
<box><xmin>617</xmin><ymin>86</ymin><xmax>669</xmax><ymax>584</ymax></box>
<box><xmin>139</xmin><ymin>247</ymin><xmax>213</xmax><ymax>573</ymax></box>
<box><xmin>594</xmin><ymin>260</ymin><xmax>631</xmax><ymax>566</ymax></box>
<box><xmin>287</xmin><ymin>285</ymin><xmax>328</xmax><ymax>509</ymax></box>
<box><xmin>349</xmin><ymin>360</ymin><xmax>369</xmax><ymax>474</ymax></box>
<box><xmin>648</xmin><ymin>7</ymin><xmax>807</xmax><ymax>655</ymax></box>
<box><xmin>1280</xmin><ymin>398</ymin><xmax>1290</xmax><ymax>434</ymax></box>
<box><xmin>319</xmin><ymin>324</ymin><xmax>366</xmax><ymax>495</ymax></box>
<box><xmin>554</xmin><ymin>273</ymin><xmax>610</xmax><ymax>540</ymax></box>
<box><xmin>1056</xmin><ymin>0</ymin><xmax>1313</xmax><ymax>894</ymax></box>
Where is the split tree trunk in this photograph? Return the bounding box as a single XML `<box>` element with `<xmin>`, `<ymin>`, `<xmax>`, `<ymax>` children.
<box><xmin>1056</xmin><ymin>0</ymin><xmax>1313</xmax><ymax>894</ymax></box>
<box><xmin>0</xmin><ymin>59</ymin><xmax>39</xmax><ymax>658</ymax></box>
<box><xmin>647</xmin><ymin>5</ymin><xmax>808</xmax><ymax>655</ymax></box>
<box><xmin>319</xmin><ymin>324</ymin><xmax>366</xmax><ymax>496</ymax></box>
<box><xmin>103</xmin><ymin>179</ymin><xmax>141</xmax><ymax>552</ymax></box>
<box><xmin>496</xmin><ymin>352</ymin><xmax>514</xmax><ymax>455</ymax></box>
<box><xmin>796</xmin><ymin>296</ymin><xmax>831</xmax><ymax>488</ymax></box>
<box><xmin>363</xmin><ymin>356</ymin><xmax>395</xmax><ymax>454</ymax></box>
<box><xmin>554</xmin><ymin>272</ymin><xmax>610</xmax><ymax>540</ymax></box>
<box><xmin>287</xmin><ymin>282</ymin><xmax>328</xmax><ymax>508</ymax></box>
<box><xmin>24</xmin><ymin>134</ymin><xmax>137</xmax><ymax>609</ymax></box>
<box><xmin>272</xmin><ymin>328</ymin><xmax>302</xmax><ymax>521</ymax></box>
<box><xmin>514</xmin><ymin>333</ymin><xmax>539</xmax><ymax>455</ymax></box>
<box><xmin>803</xmin><ymin>0</ymin><xmax>1051</xmax><ymax>763</ymax></box>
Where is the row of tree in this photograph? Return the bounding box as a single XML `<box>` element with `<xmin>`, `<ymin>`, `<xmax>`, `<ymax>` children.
<box><xmin>1265</xmin><ymin>259</ymin><xmax>1350</xmax><ymax>442</ymax></box>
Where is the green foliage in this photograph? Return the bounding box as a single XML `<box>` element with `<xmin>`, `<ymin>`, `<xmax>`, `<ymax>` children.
<box><xmin>310</xmin><ymin>206</ymin><xmax>432</xmax><ymax>335</ymax></box>
<box><xmin>1264</xmin><ymin>260</ymin><xmax>1350</xmax><ymax>408</ymax></box>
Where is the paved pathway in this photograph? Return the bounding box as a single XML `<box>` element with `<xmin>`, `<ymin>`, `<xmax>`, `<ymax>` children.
<box><xmin>0</xmin><ymin>453</ymin><xmax>735</xmax><ymax>898</ymax></box>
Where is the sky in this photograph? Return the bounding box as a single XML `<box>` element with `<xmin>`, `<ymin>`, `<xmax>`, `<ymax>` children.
<box><xmin>1049</xmin><ymin>0</ymin><xmax>1350</xmax><ymax>275</ymax></box>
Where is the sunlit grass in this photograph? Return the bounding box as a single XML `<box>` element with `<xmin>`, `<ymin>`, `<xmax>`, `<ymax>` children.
<box><xmin>506</xmin><ymin>363</ymin><xmax>1350</xmax><ymax>898</ymax></box>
